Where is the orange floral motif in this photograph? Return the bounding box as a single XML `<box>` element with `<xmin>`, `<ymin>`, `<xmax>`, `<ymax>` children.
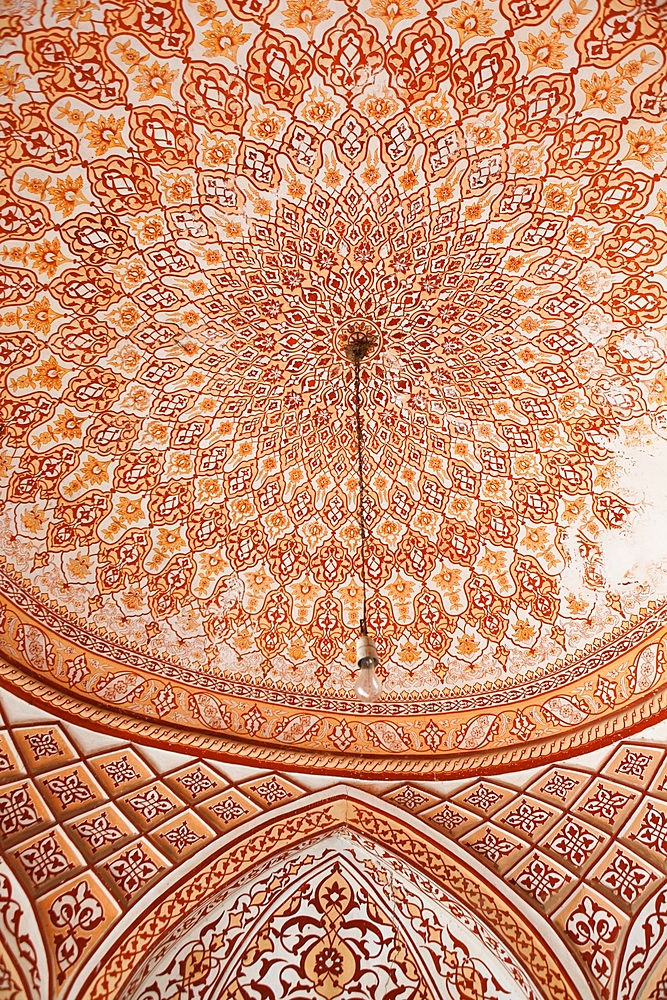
<box><xmin>581</xmin><ymin>72</ymin><xmax>626</xmax><ymax>113</ymax></box>
<box><xmin>367</xmin><ymin>0</ymin><xmax>419</xmax><ymax>33</ymax></box>
<box><xmin>52</xmin><ymin>0</ymin><xmax>95</xmax><ymax>25</ymax></box>
<box><xmin>28</xmin><ymin>239</ymin><xmax>67</xmax><ymax>277</ymax></box>
<box><xmin>133</xmin><ymin>61</ymin><xmax>178</xmax><ymax>101</ymax></box>
<box><xmin>444</xmin><ymin>0</ymin><xmax>496</xmax><ymax>45</ymax></box>
<box><xmin>48</xmin><ymin>176</ymin><xmax>87</xmax><ymax>216</ymax></box>
<box><xmin>519</xmin><ymin>30</ymin><xmax>567</xmax><ymax>72</ymax></box>
<box><xmin>625</xmin><ymin>126</ymin><xmax>667</xmax><ymax>170</ymax></box>
<box><xmin>282</xmin><ymin>0</ymin><xmax>333</xmax><ymax>36</ymax></box>
<box><xmin>359</xmin><ymin>92</ymin><xmax>399</xmax><ymax>122</ymax></box>
<box><xmin>85</xmin><ymin>114</ymin><xmax>126</xmax><ymax>156</ymax></box>
<box><xmin>0</xmin><ymin>61</ymin><xmax>25</xmax><ymax>98</ymax></box>
<box><xmin>202</xmin><ymin>20</ymin><xmax>251</xmax><ymax>60</ymax></box>
<box><xmin>248</xmin><ymin>106</ymin><xmax>286</xmax><ymax>141</ymax></box>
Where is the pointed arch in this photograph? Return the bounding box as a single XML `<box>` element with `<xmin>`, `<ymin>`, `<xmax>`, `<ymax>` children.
<box><xmin>76</xmin><ymin>787</ymin><xmax>588</xmax><ymax>1000</ymax></box>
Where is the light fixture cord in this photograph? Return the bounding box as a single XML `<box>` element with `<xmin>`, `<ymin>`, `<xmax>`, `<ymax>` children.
<box><xmin>353</xmin><ymin>354</ymin><xmax>369</xmax><ymax>636</ymax></box>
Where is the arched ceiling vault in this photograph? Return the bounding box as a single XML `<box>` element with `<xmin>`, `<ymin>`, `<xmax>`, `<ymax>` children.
<box><xmin>1</xmin><ymin>1</ymin><xmax>667</xmax><ymax>773</ymax></box>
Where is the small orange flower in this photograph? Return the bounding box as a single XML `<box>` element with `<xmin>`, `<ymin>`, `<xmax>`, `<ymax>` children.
<box><xmin>49</xmin><ymin>175</ymin><xmax>86</xmax><ymax>216</ymax></box>
<box><xmin>287</xmin><ymin>178</ymin><xmax>306</xmax><ymax>199</ymax></box>
<box><xmin>302</xmin><ymin>88</ymin><xmax>339</xmax><ymax>125</ymax></box>
<box><xmin>282</xmin><ymin>0</ymin><xmax>332</xmax><ymax>36</ymax></box>
<box><xmin>398</xmin><ymin>164</ymin><xmax>418</xmax><ymax>191</ymax></box>
<box><xmin>248</xmin><ymin>107</ymin><xmax>285</xmax><ymax>142</ymax></box>
<box><xmin>53</xmin><ymin>0</ymin><xmax>95</xmax><ymax>26</ymax></box>
<box><xmin>28</xmin><ymin>238</ymin><xmax>66</xmax><ymax>278</ymax></box>
<box><xmin>509</xmin><ymin>145</ymin><xmax>544</xmax><ymax>177</ymax></box>
<box><xmin>359</xmin><ymin>93</ymin><xmax>399</xmax><ymax>122</ymax></box>
<box><xmin>543</xmin><ymin>181</ymin><xmax>576</xmax><ymax>212</ymax></box>
<box><xmin>0</xmin><ymin>62</ymin><xmax>26</xmax><ymax>99</ymax></box>
<box><xmin>202</xmin><ymin>20</ymin><xmax>250</xmax><ymax>60</ymax></box>
<box><xmin>361</xmin><ymin>163</ymin><xmax>381</xmax><ymax>185</ymax></box>
<box><xmin>456</xmin><ymin>634</ymin><xmax>480</xmax><ymax>657</ymax></box>
<box><xmin>32</xmin><ymin>355</ymin><xmax>68</xmax><ymax>388</ymax></box>
<box><xmin>445</xmin><ymin>0</ymin><xmax>496</xmax><ymax>44</ymax></box>
<box><xmin>85</xmin><ymin>114</ymin><xmax>125</xmax><ymax>156</ymax></box>
<box><xmin>625</xmin><ymin>126</ymin><xmax>667</xmax><ymax>169</ymax></box>
<box><xmin>133</xmin><ymin>61</ymin><xmax>178</xmax><ymax>101</ymax></box>
<box><xmin>323</xmin><ymin>167</ymin><xmax>342</xmax><ymax>188</ymax></box>
<box><xmin>368</xmin><ymin>0</ymin><xmax>418</xmax><ymax>32</ymax></box>
<box><xmin>25</xmin><ymin>302</ymin><xmax>60</xmax><ymax>337</ymax></box>
<box><xmin>566</xmin><ymin>224</ymin><xmax>595</xmax><ymax>253</ymax></box>
<box><xmin>53</xmin><ymin>409</ymin><xmax>84</xmax><ymax>439</ymax></box>
<box><xmin>504</xmin><ymin>254</ymin><xmax>525</xmax><ymax>273</ymax></box>
<box><xmin>519</xmin><ymin>30</ymin><xmax>567</xmax><ymax>72</ymax></box>
<box><xmin>201</xmin><ymin>134</ymin><xmax>235</xmax><ymax>167</ymax></box>
<box><xmin>512</xmin><ymin>619</ymin><xmax>536</xmax><ymax>643</ymax></box>
<box><xmin>435</xmin><ymin>182</ymin><xmax>453</xmax><ymax>202</ymax></box>
<box><xmin>581</xmin><ymin>71</ymin><xmax>626</xmax><ymax>113</ymax></box>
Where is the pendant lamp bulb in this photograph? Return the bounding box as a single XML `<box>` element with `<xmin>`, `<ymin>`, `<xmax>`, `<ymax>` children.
<box><xmin>355</xmin><ymin>621</ymin><xmax>382</xmax><ymax>703</ymax></box>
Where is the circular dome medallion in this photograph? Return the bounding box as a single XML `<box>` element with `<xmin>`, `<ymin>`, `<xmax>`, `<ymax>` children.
<box><xmin>2</xmin><ymin>3</ymin><xmax>667</xmax><ymax>775</ymax></box>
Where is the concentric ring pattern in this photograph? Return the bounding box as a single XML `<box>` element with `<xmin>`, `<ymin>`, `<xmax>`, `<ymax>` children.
<box><xmin>1</xmin><ymin>0</ymin><xmax>667</xmax><ymax>774</ymax></box>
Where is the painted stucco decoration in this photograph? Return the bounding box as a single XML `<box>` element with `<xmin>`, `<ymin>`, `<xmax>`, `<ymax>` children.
<box><xmin>0</xmin><ymin>0</ymin><xmax>666</xmax><ymax>773</ymax></box>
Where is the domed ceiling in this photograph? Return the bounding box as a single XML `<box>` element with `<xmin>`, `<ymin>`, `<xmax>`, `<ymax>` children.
<box><xmin>0</xmin><ymin>0</ymin><xmax>667</xmax><ymax>775</ymax></box>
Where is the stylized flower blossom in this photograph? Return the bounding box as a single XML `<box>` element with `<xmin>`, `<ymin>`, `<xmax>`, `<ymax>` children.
<box><xmin>133</xmin><ymin>61</ymin><xmax>178</xmax><ymax>101</ymax></box>
<box><xmin>202</xmin><ymin>20</ymin><xmax>250</xmax><ymax>60</ymax></box>
<box><xmin>581</xmin><ymin>71</ymin><xmax>626</xmax><ymax>113</ymax></box>
<box><xmin>519</xmin><ymin>30</ymin><xmax>567</xmax><ymax>72</ymax></box>
<box><xmin>625</xmin><ymin>126</ymin><xmax>667</xmax><ymax>169</ymax></box>
<box><xmin>445</xmin><ymin>0</ymin><xmax>496</xmax><ymax>44</ymax></box>
<box><xmin>368</xmin><ymin>0</ymin><xmax>418</xmax><ymax>32</ymax></box>
<box><xmin>49</xmin><ymin>175</ymin><xmax>86</xmax><ymax>216</ymax></box>
<box><xmin>85</xmin><ymin>114</ymin><xmax>126</xmax><ymax>156</ymax></box>
<box><xmin>282</xmin><ymin>0</ymin><xmax>332</xmax><ymax>36</ymax></box>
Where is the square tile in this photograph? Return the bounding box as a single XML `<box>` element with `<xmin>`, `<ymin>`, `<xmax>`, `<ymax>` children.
<box><xmin>459</xmin><ymin>822</ymin><xmax>529</xmax><ymax>874</ymax></box>
<box><xmin>420</xmin><ymin>802</ymin><xmax>480</xmax><ymax>838</ymax></box>
<box><xmin>0</xmin><ymin>779</ymin><xmax>54</xmax><ymax>845</ymax></box>
<box><xmin>494</xmin><ymin>795</ymin><xmax>559</xmax><ymax>843</ymax></box>
<box><xmin>198</xmin><ymin>789</ymin><xmax>260</xmax><ymax>833</ymax></box>
<box><xmin>602</xmin><ymin>744</ymin><xmax>663</xmax><ymax>790</ymax></box>
<box><xmin>11</xmin><ymin>827</ymin><xmax>85</xmax><ymax>894</ymax></box>
<box><xmin>89</xmin><ymin>749</ymin><xmax>154</xmax><ymax>795</ymax></box>
<box><xmin>37</xmin><ymin>764</ymin><xmax>106</xmax><ymax>819</ymax></box>
<box><xmin>151</xmin><ymin>810</ymin><xmax>216</xmax><ymax>861</ymax></box>
<box><xmin>239</xmin><ymin>774</ymin><xmax>304</xmax><ymax>809</ymax></box>
<box><xmin>589</xmin><ymin>845</ymin><xmax>663</xmax><ymax>914</ymax></box>
<box><xmin>100</xmin><ymin>838</ymin><xmax>169</xmax><ymax>903</ymax></box>
<box><xmin>572</xmin><ymin>778</ymin><xmax>639</xmax><ymax>833</ymax></box>
<box><xmin>383</xmin><ymin>785</ymin><xmax>441</xmax><ymax>813</ymax></box>
<box><xmin>451</xmin><ymin>781</ymin><xmax>515</xmax><ymax>817</ymax></box>
<box><xmin>507</xmin><ymin>850</ymin><xmax>574</xmax><ymax>914</ymax></box>
<box><xmin>14</xmin><ymin>726</ymin><xmax>78</xmax><ymax>773</ymax></box>
<box><xmin>66</xmin><ymin>803</ymin><xmax>137</xmax><ymax>861</ymax></box>
<box><xmin>119</xmin><ymin>781</ymin><xmax>182</xmax><ymax>831</ymax></box>
<box><xmin>541</xmin><ymin>815</ymin><xmax>607</xmax><ymax>876</ymax></box>
<box><xmin>164</xmin><ymin>764</ymin><xmax>227</xmax><ymax>804</ymax></box>
<box><xmin>526</xmin><ymin>767</ymin><xmax>592</xmax><ymax>808</ymax></box>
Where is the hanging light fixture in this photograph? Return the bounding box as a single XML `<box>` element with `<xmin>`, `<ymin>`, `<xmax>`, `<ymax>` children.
<box><xmin>344</xmin><ymin>330</ymin><xmax>383</xmax><ymax>703</ymax></box>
